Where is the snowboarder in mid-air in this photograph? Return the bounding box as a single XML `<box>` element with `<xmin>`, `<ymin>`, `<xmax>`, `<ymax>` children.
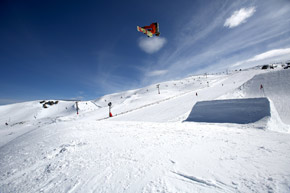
<box><xmin>137</xmin><ymin>22</ymin><xmax>160</xmax><ymax>37</ymax></box>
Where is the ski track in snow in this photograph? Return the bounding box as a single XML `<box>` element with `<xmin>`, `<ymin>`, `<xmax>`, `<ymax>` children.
<box><xmin>0</xmin><ymin>68</ymin><xmax>290</xmax><ymax>192</ymax></box>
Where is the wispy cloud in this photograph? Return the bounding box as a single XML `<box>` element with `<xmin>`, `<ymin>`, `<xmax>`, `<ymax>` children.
<box><xmin>69</xmin><ymin>96</ymin><xmax>84</xmax><ymax>101</ymax></box>
<box><xmin>147</xmin><ymin>70</ymin><xmax>168</xmax><ymax>77</ymax></box>
<box><xmin>232</xmin><ymin>48</ymin><xmax>290</xmax><ymax>67</ymax></box>
<box><xmin>224</xmin><ymin>7</ymin><xmax>256</xmax><ymax>28</ymax></box>
<box><xmin>138</xmin><ymin>37</ymin><xmax>167</xmax><ymax>54</ymax></box>
<box><xmin>248</xmin><ymin>48</ymin><xmax>290</xmax><ymax>62</ymax></box>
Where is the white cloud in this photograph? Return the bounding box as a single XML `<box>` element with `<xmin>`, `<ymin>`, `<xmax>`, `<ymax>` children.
<box><xmin>138</xmin><ymin>37</ymin><xmax>167</xmax><ymax>54</ymax></box>
<box><xmin>247</xmin><ymin>48</ymin><xmax>290</xmax><ymax>62</ymax></box>
<box><xmin>147</xmin><ymin>70</ymin><xmax>168</xmax><ymax>77</ymax></box>
<box><xmin>224</xmin><ymin>7</ymin><xmax>256</xmax><ymax>28</ymax></box>
<box><xmin>232</xmin><ymin>48</ymin><xmax>290</xmax><ymax>67</ymax></box>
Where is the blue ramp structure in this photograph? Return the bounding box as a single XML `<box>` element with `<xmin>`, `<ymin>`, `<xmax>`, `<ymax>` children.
<box><xmin>185</xmin><ymin>98</ymin><xmax>270</xmax><ymax>124</ymax></box>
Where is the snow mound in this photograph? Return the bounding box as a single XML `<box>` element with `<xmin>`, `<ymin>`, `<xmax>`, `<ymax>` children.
<box><xmin>185</xmin><ymin>98</ymin><xmax>270</xmax><ymax>124</ymax></box>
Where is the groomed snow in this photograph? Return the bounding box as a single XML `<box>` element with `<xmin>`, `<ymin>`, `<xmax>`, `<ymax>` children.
<box><xmin>1</xmin><ymin>67</ymin><xmax>290</xmax><ymax>192</ymax></box>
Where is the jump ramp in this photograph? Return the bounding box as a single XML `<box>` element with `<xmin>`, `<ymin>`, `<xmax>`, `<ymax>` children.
<box><xmin>185</xmin><ymin>98</ymin><xmax>270</xmax><ymax>124</ymax></box>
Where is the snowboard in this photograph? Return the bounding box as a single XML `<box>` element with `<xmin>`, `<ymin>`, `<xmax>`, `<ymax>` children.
<box><xmin>137</xmin><ymin>26</ymin><xmax>153</xmax><ymax>37</ymax></box>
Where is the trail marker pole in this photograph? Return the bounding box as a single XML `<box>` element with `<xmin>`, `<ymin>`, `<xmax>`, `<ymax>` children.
<box><xmin>108</xmin><ymin>102</ymin><xmax>113</xmax><ymax>117</ymax></box>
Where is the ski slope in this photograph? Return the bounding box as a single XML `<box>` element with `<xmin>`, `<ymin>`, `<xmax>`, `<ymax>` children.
<box><xmin>108</xmin><ymin>69</ymin><xmax>263</xmax><ymax>122</ymax></box>
<box><xmin>1</xmin><ymin>67</ymin><xmax>290</xmax><ymax>193</ymax></box>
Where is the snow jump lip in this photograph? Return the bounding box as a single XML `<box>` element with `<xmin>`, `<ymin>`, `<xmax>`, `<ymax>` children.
<box><xmin>185</xmin><ymin>98</ymin><xmax>270</xmax><ymax>124</ymax></box>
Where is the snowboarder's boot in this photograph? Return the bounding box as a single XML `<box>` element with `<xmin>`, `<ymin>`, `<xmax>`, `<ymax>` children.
<box><xmin>154</xmin><ymin>22</ymin><xmax>160</xmax><ymax>36</ymax></box>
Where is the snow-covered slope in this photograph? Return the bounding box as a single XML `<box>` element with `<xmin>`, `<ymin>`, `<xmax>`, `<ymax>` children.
<box><xmin>1</xmin><ymin>67</ymin><xmax>290</xmax><ymax>193</ymax></box>
<box><xmin>0</xmin><ymin>68</ymin><xmax>271</xmax><ymax>124</ymax></box>
<box><xmin>108</xmin><ymin>69</ymin><xmax>264</xmax><ymax>122</ymax></box>
<box><xmin>1</xmin><ymin>121</ymin><xmax>290</xmax><ymax>193</ymax></box>
<box><xmin>0</xmin><ymin>100</ymin><xmax>99</xmax><ymax>124</ymax></box>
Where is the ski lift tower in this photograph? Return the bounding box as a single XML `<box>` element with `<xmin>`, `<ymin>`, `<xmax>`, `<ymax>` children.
<box><xmin>156</xmin><ymin>84</ymin><xmax>160</xmax><ymax>94</ymax></box>
<box><xmin>75</xmin><ymin>101</ymin><xmax>79</xmax><ymax>115</ymax></box>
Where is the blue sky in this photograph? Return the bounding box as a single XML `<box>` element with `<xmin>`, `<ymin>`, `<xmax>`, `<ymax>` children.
<box><xmin>1</xmin><ymin>0</ymin><xmax>290</xmax><ymax>105</ymax></box>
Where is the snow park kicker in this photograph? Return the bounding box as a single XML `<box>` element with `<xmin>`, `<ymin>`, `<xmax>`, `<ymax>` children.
<box><xmin>185</xmin><ymin>98</ymin><xmax>270</xmax><ymax>124</ymax></box>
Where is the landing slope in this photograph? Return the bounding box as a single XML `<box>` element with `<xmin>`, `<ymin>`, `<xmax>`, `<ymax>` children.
<box><xmin>221</xmin><ymin>69</ymin><xmax>290</xmax><ymax>124</ymax></box>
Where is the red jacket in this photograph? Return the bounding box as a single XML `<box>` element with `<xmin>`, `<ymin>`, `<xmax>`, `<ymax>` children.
<box><xmin>142</xmin><ymin>23</ymin><xmax>157</xmax><ymax>34</ymax></box>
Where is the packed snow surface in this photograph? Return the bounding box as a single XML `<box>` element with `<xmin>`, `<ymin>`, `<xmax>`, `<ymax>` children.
<box><xmin>1</xmin><ymin>67</ymin><xmax>290</xmax><ymax>192</ymax></box>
